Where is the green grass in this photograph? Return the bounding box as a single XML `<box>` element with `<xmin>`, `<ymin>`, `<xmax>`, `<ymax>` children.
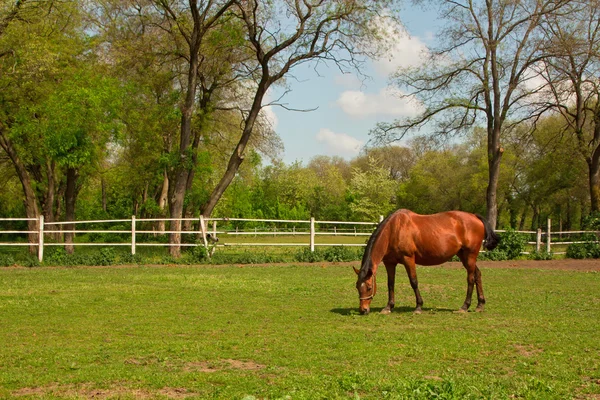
<box><xmin>1</xmin><ymin>264</ymin><xmax>599</xmax><ymax>399</ymax></box>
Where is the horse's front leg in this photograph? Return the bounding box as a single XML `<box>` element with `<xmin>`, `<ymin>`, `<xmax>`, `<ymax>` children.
<box><xmin>403</xmin><ymin>258</ymin><xmax>423</xmax><ymax>314</ymax></box>
<box><xmin>380</xmin><ymin>262</ymin><xmax>397</xmax><ymax>315</ymax></box>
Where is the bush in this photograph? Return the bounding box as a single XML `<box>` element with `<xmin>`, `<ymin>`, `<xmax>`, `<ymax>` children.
<box><xmin>322</xmin><ymin>246</ymin><xmax>361</xmax><ymax>262</ymax></box>
<box><xmin>0</xmin><ymin>254</ymin><xmax>16</xmax><ymax>267</ymax></box>
<box><xmin>294</xmin><ymin>248</ymin><xmax>325</xmax><ymax>263</ymax></box>
<box><xmin>528</xmin><ymin>249</ymin><xmax>554</xmax><ymax>260</ymax></box>
<box><xmin>566</xmin><ymin>234</ymin><xmax>600</xmax><ymax>259</ymax></box>
<box><xmin>484</xmin><ymin>229</ymin><xmax>527</xmax><ymax>260</ymax></box>
<box><xmin>188</xmin><ymin>245</ymin><xmax>209</xmax><ymax>263</ymax></box>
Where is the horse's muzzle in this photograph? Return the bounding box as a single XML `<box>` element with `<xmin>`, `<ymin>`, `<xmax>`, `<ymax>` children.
<box><xmin>359</xmin><ymin>307</ymin><xmax>370</xmax><ymax>315</ymax></box>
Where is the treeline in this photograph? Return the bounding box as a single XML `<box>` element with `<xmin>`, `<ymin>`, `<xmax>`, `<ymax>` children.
<box><xmin>0</xmin><ymin>0</ymin><xmax>599</xmax><ymax>259</ymax></box>
<box><xmin>1</xmin><ymin>122</ymin><xmax>590</xmax><ymax>232</ymax></box>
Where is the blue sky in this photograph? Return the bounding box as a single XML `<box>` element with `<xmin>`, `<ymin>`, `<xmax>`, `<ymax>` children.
<box><xmin>266</xmin><ymin>5</ymin><xmax>440</xmax><ymax>165</ymax></box>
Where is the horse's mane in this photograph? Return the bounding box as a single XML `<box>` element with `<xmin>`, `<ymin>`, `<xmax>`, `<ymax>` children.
<box><xmin>359</xmin><ymin>211</ymin><xmax>396</xmax><ymax>280</ymax></box>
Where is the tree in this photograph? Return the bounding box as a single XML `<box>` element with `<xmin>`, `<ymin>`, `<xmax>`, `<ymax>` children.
<box><xmin>373</xmin><ymin>0</ymin><xmax>570</xmax><ymax>227</ymax></box>
<box><xmin>535</xmin><ymin>1</ymin><xmax>600</xmax><ymax>212</ymax></box>
<box><xmin>39</xmin><ymin>71</ymin><xmax>124</xmax><ymax>253</ymax></box>
<box><xmin>199</xmin><ymin>0</ymin><xmax>399</xmax><ymax>218</ymax></box>
<box><xmin>349</xmin><ymin>157</ymin><xmax>397</xmax><ymax>221</ymax></box>
<box><xmin>0</xmin><ymin>0</ymin><xmax>84</xmax><ymax>252</ymax></box>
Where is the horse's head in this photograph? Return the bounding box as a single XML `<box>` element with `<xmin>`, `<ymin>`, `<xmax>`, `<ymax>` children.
<box><xmin>353</xmin><ymin>267</ymin><xmax>376</xmax><ymax>315</ymax></box>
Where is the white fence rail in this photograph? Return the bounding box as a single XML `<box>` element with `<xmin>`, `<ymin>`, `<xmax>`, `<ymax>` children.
<box><xmin>0</xmin><ymin>216</ymin><xmax>597</xmax><ymax>262</ymax></box>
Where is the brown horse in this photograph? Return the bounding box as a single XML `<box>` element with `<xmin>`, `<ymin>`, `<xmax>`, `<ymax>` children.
<box><xmin>354</xmin><ymin>209</ymin><xmax>499</xmax><ymax>314</ymax></box>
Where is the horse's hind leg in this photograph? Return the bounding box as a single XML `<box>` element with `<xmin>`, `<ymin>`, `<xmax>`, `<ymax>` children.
<box><xmin>381</xmin><ymin>261</ymin><xmax>397</xmax><ymax>315</ymax></box>
<box><xmin>402</xmin><ymin>257</ymin><xmax>423</xmax><ymax>314</ymax></box>
<box><xmin>474</xmin><ymin>266</ymin><xmax>485</xmax><ymax>312</ymax></box>
<box><xmin>458</xmin><ymin>251</ymin><xmax>485</xmax><ymax>312</ymax></box>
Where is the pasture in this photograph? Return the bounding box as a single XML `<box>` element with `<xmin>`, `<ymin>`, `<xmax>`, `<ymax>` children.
<box><xmin>1</xmin><ymin>261</ymin><xmax>599</xmax><ymax>399</ymax></box>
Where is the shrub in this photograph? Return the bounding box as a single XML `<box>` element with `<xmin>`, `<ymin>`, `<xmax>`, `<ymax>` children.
<box><xmin>0</xmin><ymin>254</ymin><xmax>16</xmax><ymax>267</ymax></box>
<box><xmin>566</xmin><ymin>234</ymin><xmax>600</xmax><ymax>259</ymax></box>
<box><xmin>44</xmin><ymin>248</ymin><xmax>69</xmax><ymax>266</ymax></box>
<box><xmin>485</xmin><ymin>229</ymin><xmax>527</xmax><ymax>260</ymax></box>
<box><xmin>188</xmin><ymin>245</ymin><xmax>209</xmax><ymax>263</ymax></box>
<box><xmin>294</xmin><ymin>248</ymin><xmax>325</xmax><ymax>263</ymax></box>
<box><xmin>322</xmin><ymin>246</ymin><xmax>361</xmax><ymax>262</ymax></box>
<box><xmin>95</xmin><ymin>247</ymin><xmax>117</xmax><ymax>266</ymax></box>
<box><xmin>528</xmin><ymin>249</ymin><xmax>553</xmax><ymax>260</ymax></box>
<box><xmin>21</xmin><ymin>255</ymin><xmax>40</xmax><ymax>268</ymax></box>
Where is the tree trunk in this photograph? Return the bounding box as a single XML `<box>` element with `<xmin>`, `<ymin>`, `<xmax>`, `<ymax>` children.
<box><xmin>157</xmin><ymin>169</ymin><xmax>169</xmax><ymax>234</ymax></box>
<box><xmin>486</xmin><ymin>136</ymin><xmax>503</xmax><ymax>228</ymax></box>
<box><xmin>44</xmin><ymin>160</ymin><xmax>56</xmax><ymax>223</ymax></box>
<box><xmin>0</xmin><ymin>131</ymin><xmax>39</xmax><ymax>253</ymax></box>
<box><xmin>589</xmin><ymin>144</ymin><xmax>600</xmax><ymax>213</ymax></box>
<box><xmin>168</xmin><ymin>48</ymin><xmax>199</xmax><ymax>257</ymax></box>
<box><xmin>64</xmin><ymin>167</ymin><xmax>79</xmax><ymax>255</ymax></box>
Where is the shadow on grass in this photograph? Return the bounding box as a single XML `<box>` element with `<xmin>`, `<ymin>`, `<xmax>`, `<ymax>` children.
<box><xmin>330</xmin><ymin>306</ymin><xmax>456</xmax><ymax>315</ymax></box>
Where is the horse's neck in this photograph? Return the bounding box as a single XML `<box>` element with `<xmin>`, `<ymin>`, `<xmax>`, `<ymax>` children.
<box><xmin>369</xmin><ymin>225</ymin><xmax>389</xmax><ymax>273</ymax></box>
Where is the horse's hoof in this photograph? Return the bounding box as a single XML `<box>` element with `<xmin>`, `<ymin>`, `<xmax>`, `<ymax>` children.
<box><xmin>454</xmin><ymin>308</ymin><xmax>468</xmax><ymax>314</ymax></box>
<box><xmin>475</xmin><ymin>306</ymin><xmax>484</xmax><ymax>312</ymax></box>
<box><xmin>380</xmin><ymin>308</ymin><xmax>391</xmax><ymax>315</ymax></box>
<box><xmin>413</xmin><ymin>309</ymin><xmax>422</xmax><ymax>315</ymax></box>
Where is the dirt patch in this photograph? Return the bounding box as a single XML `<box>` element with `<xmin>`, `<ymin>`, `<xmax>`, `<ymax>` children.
<box><xmin>12</xmin><ymin>384</ymin><xmax>198</xmax><ymax>399</ymax></box>
<box><xmin>513</xmin><ymin>344</ymin><xmax>544</xmax><ymax>357</ymax></box>
<box><xmin>185</xmin><ymin>358</ymin><xmax>266</xmax><ymax>373</ymax></box>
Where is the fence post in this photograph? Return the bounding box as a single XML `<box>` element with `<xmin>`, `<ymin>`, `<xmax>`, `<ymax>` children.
<box><xmin>38</xmin><ymin>215</ymin><xmax>44</xmax><ymax>262</ymax></box>
<box><xmin>199</xmin><ymin>215</ymin><xmax>208</xmax><ymax>248</ymax></box>
<box><xmin>547</xmin><ymin>218</ymin><xmax>551</xmax><ymax>253</ymax></box>
<box><xmin>212</xmin><ymin>220</ymin><xmax>217</xmax><ymax>239</ymax></box>
<box><xmin>131</xmin><ymin>215</ymin><xmax>136</xmax><ymax>255</ymax></box>
<box><xmin>536</xmin><ymin>228</ymin><xmax>542</xmax><ymax>252</ymax></box>
<box><xmin>310</xmin><ymin>217</ymin><xmax>315</xmax><ymax>252</ymax></box>
<box><xmin>379</xmin><ymin>215</ymin><xmax>384</xmax><ymax>223</ymax></box>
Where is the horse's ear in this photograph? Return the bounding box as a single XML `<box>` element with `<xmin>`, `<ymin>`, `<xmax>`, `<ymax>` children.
<box><xmin>353</xmin><ymin>266</ymin><xmax>360</xmax><ymax>275</ymax></box>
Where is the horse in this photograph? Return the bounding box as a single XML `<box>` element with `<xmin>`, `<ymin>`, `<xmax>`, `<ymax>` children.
<box><xmin>353</xmin><ymin>209</ymin><xmax>499</xmax><ymax>315</ymax></box>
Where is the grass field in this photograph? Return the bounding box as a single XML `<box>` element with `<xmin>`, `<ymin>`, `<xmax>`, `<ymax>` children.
<box><xmin>1</xmin><ymin>263</ymin><xmax>599</xmax><ymax>399</ymax></box>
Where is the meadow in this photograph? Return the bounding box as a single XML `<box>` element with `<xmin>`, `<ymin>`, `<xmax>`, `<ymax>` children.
<box><xmin>0</xmin><ymin>262</ymin><xmax>599</xmax><ymax>399</ymax></box>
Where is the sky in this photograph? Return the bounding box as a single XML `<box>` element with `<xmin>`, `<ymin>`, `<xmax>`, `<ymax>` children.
<box><xmin>265</xmin><ymin>4</ymin><xmax>441</xmax><ymax>165</ymax></box>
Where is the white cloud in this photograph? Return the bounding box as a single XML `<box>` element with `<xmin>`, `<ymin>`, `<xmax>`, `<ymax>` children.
<box><xmin>260</xmin><ymin>104</ymin><xmax>279</xmax><ymax>131</ymax></box>
<box><xmin>335</xmin><ymin>87</ymin><xmax>423</xmax><ymax>119</ymax></box>
<box><xmin>316</xmin><ymin>128</ymin><xmax>364</xmax><ymax>158</ymax></box>
<box><xmin>371</xmin><ymin>18</ymin><xmax>430</xmax><ymax>76</ymax></box>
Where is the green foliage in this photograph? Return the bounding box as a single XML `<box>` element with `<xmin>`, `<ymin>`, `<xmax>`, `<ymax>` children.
<box><xmin>188</xmin><ymin>245</ymin><xmax>209</xmax><ymax>263</ymax></box>
<box><xmin>294</xmin><ymin>248</ymin><xmax>325</xmax><ymax>263</ymax></box>
<box><xmin>209</xmin><ymin>249</ymin><xmax>285</xmax><ymax>264</ymax></box>
<box><xmin>322</xmin><ymin>246</ymin><xmax>361</xmax><ymax>262</ymax></box>
<box><xmin>0</xmin><ymin>254</ymin><xmax>16</xmax><ymax>267</ymax></box>
<box><xmin>566</xmin><ymin>234</ymin><xmax>600</xmax><ymax>259</ymax></box>
<box><xmin>582</xmin><ymin>212</ymin><xmax>600</xmax><ymax>230</ymax></box>
<box><xmin>293</xmin><ymin>246</ymin><xmax>362</xmax><ymax>263</ymax></box>
<box><xmin>490</xmin><ymin>229</ymin><xmax>527</xmax><ymax>260</ymax></box>
<box><xmin>349</xmin><ymin>157</ymin><xmax>397</xmax><ymax>221</ymax></box>
<box><xmin>43</xmin><ymin>247</ymin><xmax>118</xmax><ymax>266</ymax></box>
<box><xmin>528</xmin><ymin>249</ymin><xmax>554</xmax><ymax>260</ymax></box>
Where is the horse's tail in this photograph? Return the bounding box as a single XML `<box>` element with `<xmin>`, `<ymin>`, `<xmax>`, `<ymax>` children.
<box><xmin>475</xmin><ymin>214</ymin><xmax>500</xmax><ymax>251</ymax></box>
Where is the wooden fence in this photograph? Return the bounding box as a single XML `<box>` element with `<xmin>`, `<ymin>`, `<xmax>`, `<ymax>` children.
<box><xmin>0</xmin><ymin>216</ymin><xmax>597</xmax><ymax>262</ymax></box>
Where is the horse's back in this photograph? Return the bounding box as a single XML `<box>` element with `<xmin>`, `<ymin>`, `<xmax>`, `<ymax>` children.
<box><xmin>389</xmin><ymin>210</ymin><xmax>485</xmax><ymax>265</ymax></box>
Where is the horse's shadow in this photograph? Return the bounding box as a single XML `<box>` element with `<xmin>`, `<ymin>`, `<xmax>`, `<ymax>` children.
<box><xmin>330</xmin><ymin>306</ymin><xmax>456</xmax><ymax>315</ymax></box>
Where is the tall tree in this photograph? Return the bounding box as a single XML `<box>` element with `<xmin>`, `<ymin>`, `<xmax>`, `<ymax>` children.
<box><xmin>200</xmin><ymin>0</ymin><xmax>399</xmax><ymax>218</ymax></box>
<box><xmin>372</xmin><ymin>0</ymin><xmax>570</xmax><ymax>227</ymax></box>
<box><xmin>535</xmin><ymin>1</ymin><xmax>600</xmax><ymax>212</ymax></box>
<box><xmin>0</xmin><ymin>0</ymin><xmax>82</xmax><ymax>251</ymax></box>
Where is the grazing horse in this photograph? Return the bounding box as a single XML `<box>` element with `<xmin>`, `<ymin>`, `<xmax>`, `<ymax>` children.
<box><xmin>354</xmin><ymin>209</ymin><xmax>499</xmax><ymax>314</ymax></box>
